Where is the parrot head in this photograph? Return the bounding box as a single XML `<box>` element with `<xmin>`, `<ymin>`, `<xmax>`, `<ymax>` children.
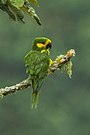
<box><xmin>32</xmin><ymin>37</ymin><xmax>52</xmax><ymax>52</ymax></box>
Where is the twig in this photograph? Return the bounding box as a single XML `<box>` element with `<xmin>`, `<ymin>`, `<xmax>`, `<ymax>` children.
<box><xmin>0</xmin><ymin>78</ymin><xmax>31</xmax><ymax>97</ymax></box>
<box><xmin>0</xmin><ymin>49</ymin><xmax>75</xmax><ymax>97</ymax></box>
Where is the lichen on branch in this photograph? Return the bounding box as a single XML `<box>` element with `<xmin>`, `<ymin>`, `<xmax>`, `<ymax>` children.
<box><xmin>0</xmin><ymin>49</ymin><xmax>75</xmax><ymax>97</ymax></box>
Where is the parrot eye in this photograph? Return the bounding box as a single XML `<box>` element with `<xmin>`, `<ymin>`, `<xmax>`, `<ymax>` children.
<box><xmin>46</xmin><ymin>43</ymin><xmax>52</xmax><ymax>49</ymax></box>
<box><xmin>41</xmin><ymin>42</ymin><xmax>45</xmax><ymax>44</ymax></box>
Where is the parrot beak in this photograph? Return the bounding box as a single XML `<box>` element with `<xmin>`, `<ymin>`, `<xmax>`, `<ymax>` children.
<box><xmin>46</xmin><ymin>43</ymin><xmax>52</xmax><ymax>49</ymax></box>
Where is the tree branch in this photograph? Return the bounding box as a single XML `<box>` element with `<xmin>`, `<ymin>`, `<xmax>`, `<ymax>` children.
<box><xmin>0</xmin><ymin>49</ymin><xmax>75</xmax><ymax>97</ymax></box>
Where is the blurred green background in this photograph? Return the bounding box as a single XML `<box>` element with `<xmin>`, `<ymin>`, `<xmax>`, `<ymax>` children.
<box><xmin>0</xmin><ymin>0</ymin><xmax>90</xmax><ymax>135</ymax></box>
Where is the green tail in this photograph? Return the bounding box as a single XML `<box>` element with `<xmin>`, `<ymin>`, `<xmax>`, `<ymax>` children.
<box><xmin>31</xmin><ymin>91</ymin><xmax>40</xmax><ymax>109</ymax></box>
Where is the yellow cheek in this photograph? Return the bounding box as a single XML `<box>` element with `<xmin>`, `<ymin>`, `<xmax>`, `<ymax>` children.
<box><xmin>37</xmin><ymin>43</ymin><xmax>46</xmax><ymax>48</ymax></box>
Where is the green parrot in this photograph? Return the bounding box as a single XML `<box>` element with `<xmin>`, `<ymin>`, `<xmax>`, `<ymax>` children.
<box><xmin>24</xmin><ymin>37</ymin><xmax>52</xmax><ymax>109</ymax></box>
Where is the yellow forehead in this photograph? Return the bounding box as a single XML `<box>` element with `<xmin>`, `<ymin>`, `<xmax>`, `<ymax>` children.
<box><xmin>46</xmin><ymin>39</ymin><xmax>51</xmax><ymax>44</ymax></box>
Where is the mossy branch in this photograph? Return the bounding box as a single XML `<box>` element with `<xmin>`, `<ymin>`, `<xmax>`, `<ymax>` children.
<box><xmin>0</xmin><ymin>49</ymin><xmax>75</xmax><ymax>97</ymax></box>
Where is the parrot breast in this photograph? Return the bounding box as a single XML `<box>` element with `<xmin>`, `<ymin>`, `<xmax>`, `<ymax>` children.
<box><xmin>24</xmin><ymin>50</ymin><xmax>50</xmax><ymax>80</ymax></box>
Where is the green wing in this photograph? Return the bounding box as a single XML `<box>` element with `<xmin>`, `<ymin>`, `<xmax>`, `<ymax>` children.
<box><xmin>24</xmin><ymin>50</ymin><xmax>50</xmax><ymax>80</ymax></box>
